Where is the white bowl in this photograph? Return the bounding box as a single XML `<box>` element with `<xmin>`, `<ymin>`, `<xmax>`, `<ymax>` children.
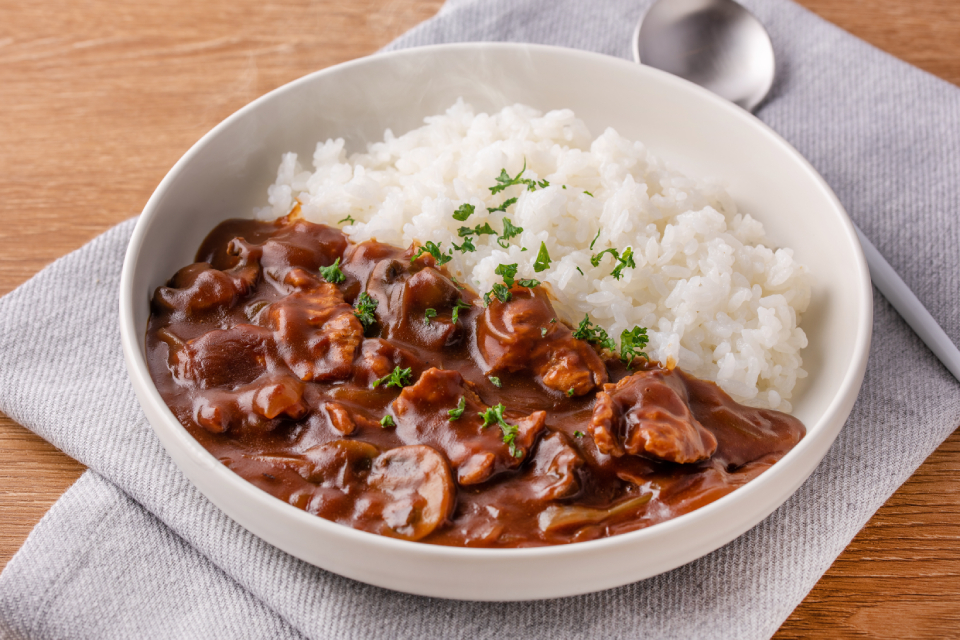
<box><xmin>119</xmin><ymin>42</ymin><xmax>872</xmax><ymax>601</ymax></box>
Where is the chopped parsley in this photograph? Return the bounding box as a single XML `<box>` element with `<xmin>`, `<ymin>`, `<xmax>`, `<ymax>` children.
<box><xmin>411</xmin><ymin>241</ymin><xmax>452</xmax><ymax>266</ymax></box>
<box><xmin>576</xmin><ymin>266</ymin><xmax>584</xmax><ymax>275</ymax></box>
<box><xmin>494</xmin><ymin>263</ymin><xmax>519</xmax><ymax>288</ymax></box>
<box><xmin>380</xmin><ymin>415</ymin><xmax>395</xmax><ymax>428</ymax></box>
<box><xmin>574</xmin><ymin>430</ymin><xmax>585</xmax><ymax>438</ymax></box>
<box><xmin>483</xmin><ymin>283</ymin><xmax>513</xmax><ymax>306</ymax></box>
<box><xmin>517</xmin><ymin>278</ymin><xmax>540</xmax><ymax>288</ymax></box>
<box><xmin>584</xmin><ymin>190</ymin><xmax>594</xmax><ymax>197</ymax></box>
<box><xmin>489</xmin><ymin>376</ymin><xmax>502</xmax><ymax>388</ymax></box>
<box><xmin>566</xmin><ymin>388</ymin><xmax>575</xmax><ymax>397</ymax></box>
<box><xmin>424</xmin><ymin>308</ymin><xmax>437</xmax><ymax>324</ymax></box>
<box><xmin>619</xmin><ymin>326</ymin><xmax>650</xmax><ymax>365</ymax></box>
<box><xmin>489</xmin><ymin>160</ymin><xmax>544</xmax><ymax>194</ymax></box>
<box><xmin>487</xmin><ymin>197</ymin><xmax>517</xmax><ymax>214</ymax></box>
<box><xmin>452</xmin><ymin>203</ymin><xmax>475</xmax><ymax>221</ymax></box>
<box><xmin>452</xmin><ymin>236</ymin><xmax>476</xmax><ymax>253</ymax></box>
<box><xmin>451</xmin><ymin>299</ymin><xmax>472</xmax><ymax>324</ymax></box>
<box><xmin>572</xmin><ymin>314</ymin><xmax>617</xmax><ymax>352</ymax></box>
<box><xmin>540</xmin><ymin>327</ymin><xmax>548</xmax><ymax>337</ymax></box>
<box><xmin>371</xmin><ymin>366</ymin><xmax>413</xmax><ymax>390</ymax></box>
<box><xmin>590</xmin><ymin>246</ymin><xmax>636</xmax><ymax>280</ymax></box>
<box><xmin>497</xmin><ymin>217</ymin><xmax>523</xmax><ymax>248</ymax></box>
<box><xmin>353</xmin><ymin>291</ymin><xmax>378</xmax><ymax>329</ymax></box>
<box><xmin>450</xmin><ymin>276</ymin><xmax>465</xmax><ymax>290</ymax></box>
<box><xmin>589</xmin><ymin>229</ymin><xmax>601</xmax><ymax>250</ymax></box>
<box><xmin>448</xmin><ymin>396</ymin><xmax>466</xmax><ymax>420</ymax></box>
<box><xmin>458</xmin><ymin>222</ymin><xmax>498</xmax><ymax>238</ymax></box>
<box><xmin>318</xmin><ymin>258</ymin><xmax>346</xmax><ymax>284</ymax></box>
<box><xmin>533</xmin><ymin>242</ymin><xmax>552</xmax><ymax>272</ymax></box>
<box><xmin>478</xmin><ymin>403</ymin><xmax>523</xmax><ymax>458</ymax></box>
<box><xmin>338</xmin><ymin>214</ymin><xmax>356</xmax><ymax>225</ymax></box>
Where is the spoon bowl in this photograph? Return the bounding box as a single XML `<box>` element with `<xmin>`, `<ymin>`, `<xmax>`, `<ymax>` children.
<box><xmin>633</xmin><ymin>0</ymin><xmax>775</xmax><ymax>111</ymax></box>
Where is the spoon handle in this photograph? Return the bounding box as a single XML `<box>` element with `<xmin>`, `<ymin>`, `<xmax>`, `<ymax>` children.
<box><xmin>855</xmin><ymin>225</ymin><xmax>960</xmax><ymax>382</ymax></box>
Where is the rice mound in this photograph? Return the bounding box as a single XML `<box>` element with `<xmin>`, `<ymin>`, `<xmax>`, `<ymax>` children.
<box><xmin>257</xmin><ymin>100</ymin><xmax>811</xmax><ymax>411</ymax></box>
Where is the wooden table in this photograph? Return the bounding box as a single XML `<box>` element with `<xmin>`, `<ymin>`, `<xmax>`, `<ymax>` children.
<box><xmin>1</xmin><ymin>0</ymin><xmax>958</xmax><ymax>635</ymax></box>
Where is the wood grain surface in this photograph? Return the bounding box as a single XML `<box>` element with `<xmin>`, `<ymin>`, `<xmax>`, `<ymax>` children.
<box><xmin>0</xmin><ymin>0</ymin><xmax>958</xmax><ymax>636</ymax></box>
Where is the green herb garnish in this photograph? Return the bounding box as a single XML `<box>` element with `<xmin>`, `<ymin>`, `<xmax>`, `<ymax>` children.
<box><xmin>541</xmin><ymin>327</ymin><xmax>548</xmax><ymax>337</ymax></box>
<box><xmin>497</xmin><ymin>217</ymin><xmax>523</xmax><ymax>248</ymax></box>
<box><xmin>478</xmin><ymin>403</ymin><xmax>523</xmax><ymax>458</ymax></box>
<box><xmin>489</xmin><ymin>376</ymin><xmax>502</xmax><ymax>388</ymax></box>
<box><xmin>590</xmin><ymin>246</ymin><xmax>636</xmax><ymax>280</ymax></box>
<box><xmin>411</xmin><ymin>241</ymin><xmax>452</xmax><ymax>266</ymax></box>
<box><xmin>424</xmin><ymin>308</ymin><xmax>437</xmax><ymax>324</ymax></box>
<box><xmin>619</xmin><ymin>326</ymin><xmax>649</xmax><ymax>366</ymax></box>
<box><xmin>372</xmin><ymin>366</ymin><xmax>413</xmax><ymax>389</ymax></box>
<box><xmin>533</xmin><ymin>242</ymin><xmax>552</xmax><ymax>273</ymax></box>
<box><xmin>574</xmin><ymin>430</ymin><xmax>585</xmax><ymax>438</ymax></box>
<box><xmin>487</xmin><ymin>197</ymin><xmax>517</xmax><ymax>214</ymax></box>
<box><xmin>576</xmin><ymin>266</ymin><xmax>584</xmax><ymax>275</ymax></box>
<box><xmin>572</xmin><ymin>314</ymin><xmax>617</xmax><ymax>352</ymax></box>
<box><xmin>450</xmin><ymin>276</ymin><xmax>465</xmax><ymax>290</ymax></box>
<box><xmin>380</xmin><ymin>415</ymin><xmax>395</xmax><ymax>428</ymax></box>
<box><xmin>319</xmin><ymin>258</ymin><xmax>346</xmax><ymax>284</ymax></box>
<box><xmin>483</xmin><ymin>283</ymin><xmax>512</xmax><ymax>306</ymax></box>
<box><xmin>451</xmin><ymin>299</ymin><xmax>472</xmax><ymax>324</ymax></box>
<box><xmin>353</xmin><ymin>291</ymin><xmax>378</xmax><ymax>330</ymax></box>
<box><xmin>589</xmin><ymin>229</ymin><xmax>601</xmax><ymax>250</ymax></box>
<box><xmin>494</xmin><ymin>263</ymin><xmax>518</xmax><ymax>288</ymax></box>
<box><xmin>448</xmin><ymin>396</ymin><xmax>466</xmax><ymax>420</ymax></box>
<box><xmin>338</xmin><ymin>215</ymin><xmax>356</xmax><ymax>225</ymax></box>
<box><xmin>458</xmin><ymin>222</ymin><xmax>498</xmax><ymax>238</ymax></box>
<box><xmin>453</xmin><ymin>203</ymin><xmax>475</xmax><ymax>221</ymax></box>
<box><xmin>584</xmin><ymin>190</ymin><xmax>594</xmax><ymax>197</ymax></box>
<box><xmin>517</xmin><ymin>278</ymin><xmax>540</xmax><ymax>288</ymax></box>
<box><xmin>452</xmin><ymin>236</ymin><xmax>476</xmax><ymax>253</ymax></box>
<box><xmin>567</xmin><ymin>388</ymin><xmax>575</xmax><ymax>397</ymax></box>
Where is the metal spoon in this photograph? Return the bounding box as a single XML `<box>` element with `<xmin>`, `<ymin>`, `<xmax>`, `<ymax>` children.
<box><xmin>633</xmin><ymin>0</ymin><xmax>960</xmax><ymax>382</ymax></box>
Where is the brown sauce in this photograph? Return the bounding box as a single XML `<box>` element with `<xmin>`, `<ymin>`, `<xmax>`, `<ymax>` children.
<box><xmin>146</xmin><ymin>215</ymin><xmax>805</xmax><ymax>547</ymax></box>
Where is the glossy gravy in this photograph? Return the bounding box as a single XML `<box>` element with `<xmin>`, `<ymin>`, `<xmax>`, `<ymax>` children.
<box><xmin>146</xmin><ymin>215</ymin><xmax>805</xmax><ymax>547</ymax></box>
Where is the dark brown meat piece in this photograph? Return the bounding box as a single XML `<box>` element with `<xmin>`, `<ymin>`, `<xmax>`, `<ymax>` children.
<box><xmin>523</xmin><ymin>432</ymin><xmax>584</xmax><ymax>501</ymax></box>
<box><xmin>361</xmin><ymin>255</ymin><xmax>473</xmax><ymax>350</ymax></box>
<box><xmin>391</xmin><ymin>368</ymin><xmax>546</xmax><ymax>486</ymax></box>
<box><xmin>190</xmin><ymin>372</ymin><xmax>307</xmax><ymax>434</ymax></box>
<box><xmin>152</xmin><ymin>262</ymin><xmax>259</xmax><ymax>319</ymax></box>
<box><xmin>160</xmin><ymin>324</ymin><xmax>277</xmax><ymax>388</ymax></box>
<box><xmin>197</xmin><ymin>215</ymin><xmax>348</xmax><ymax>292</ymax></box>
<box><xmin>351</xmin><ymin>338</ymin><xmax>427</xmax><ymax>388</ymax></box>
<box><xmin>589</xmin><ymin>368</ymin><xmax>718</xmax><ymax>464</ymax></box>
<box><xmin>477</xmin><ymin>287</ymin><xmax>607</xmax><ymax>396</ymax></box>
<box><xmin>262</xmin><ymin>283</ymin><xmax>363</xmax><ymax>382</ymax></box>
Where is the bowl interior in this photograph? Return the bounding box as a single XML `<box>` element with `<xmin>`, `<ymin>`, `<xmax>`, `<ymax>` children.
<box><xmin>121</xmin><ymin>43</ymin><xmax>871</xmax><ymax>600</ymax></box>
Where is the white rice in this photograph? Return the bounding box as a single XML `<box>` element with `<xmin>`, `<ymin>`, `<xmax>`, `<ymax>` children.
<box><xmin>256</xmin><ymin>100</ymin><xmax>811</xmax><ymax>411</ymax></box>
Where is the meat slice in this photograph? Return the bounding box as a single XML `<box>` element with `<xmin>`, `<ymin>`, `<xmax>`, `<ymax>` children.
<box><xmin>523</xmin><ymin>432</ymin><xmax>584</xmax><ymax>501</ymax></box>
<box><xmin>588</xmin><ymin>369</ymin><xmax>718</xmax><ymax>464</ymax></box>
<box><xmin>262</xmin><ymin>283</ymin><xmax>363</xmax><ymax>382</ymax></box>
<box><xmin>366</xmin><ymin>261</ymin><xmax>472</xmax><ymax>349</ymax></box>
<box><xmin>477</xmin><ymin>287</ymin><xmax>607</xmax><ymax>396</ymax></box>
<box><xmin>391</xmin><ymin>368</ymin><xmax>546</xmax><ymax>486</ymax></box>
<box><xmin>152</xmin><ymin>261</ymin><xmax>259</xmax><ymax>319</ymax></box>
<box><xmin>162</xmin><ymin>324</ymin><xmax>277</xmax><ymax>389</ymax></box>
<box><xmin>190</xmin><ymin>372</ymin><xmax>307</xmax><ymax>434</ymax></box>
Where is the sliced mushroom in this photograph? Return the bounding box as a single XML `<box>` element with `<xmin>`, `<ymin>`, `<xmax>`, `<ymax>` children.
<box><xmin>366</xmin><ymin>445</ymin><xmax>456</xmax><ymax>541</ymax></box>
<box><xmin>538</xmin><ymin>493</ymin><xmax>653</xmax><ymax>533</ymax></box>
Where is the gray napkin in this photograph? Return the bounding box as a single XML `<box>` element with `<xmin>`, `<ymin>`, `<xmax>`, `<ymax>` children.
<box><xmin>2</xmin><ymin>0</ymin><xmax>958</xmax><ymax>638</ymax></box>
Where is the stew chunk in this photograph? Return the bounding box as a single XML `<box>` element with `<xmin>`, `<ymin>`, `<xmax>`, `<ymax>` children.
<box><xmin>392</xmin><ymin>368</ymin><xmax>546</xmax><ymax>485</ymax></box>
<box><xmin>589</xmin><ymin>369</ymin><xmax>718</xmax><ymax>464</ymax></box>
<box><xmin>477</xmin><ymin>287</ymin><xmax>607</xmax><ymax>396</ymax></box>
